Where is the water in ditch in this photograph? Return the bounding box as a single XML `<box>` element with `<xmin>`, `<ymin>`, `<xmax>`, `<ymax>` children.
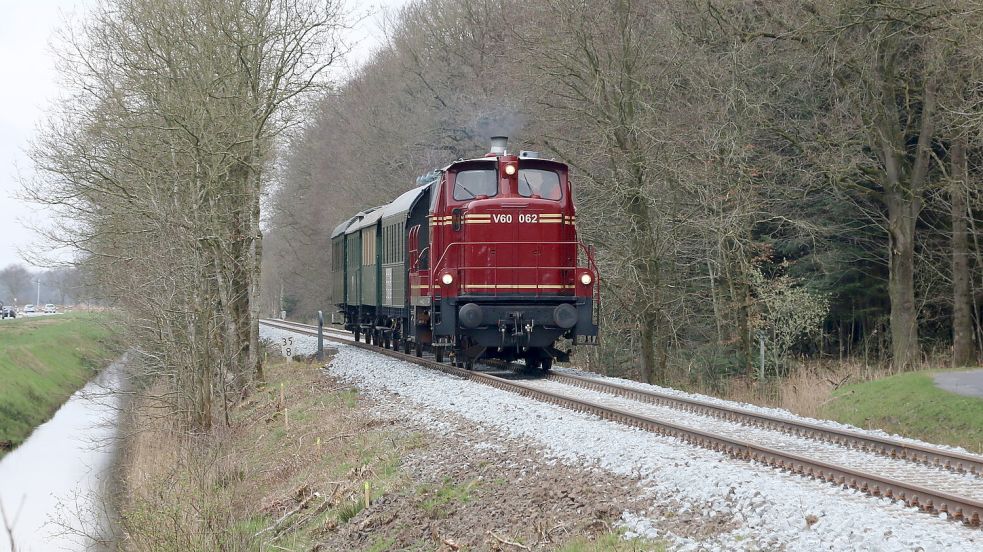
<box><xmin>0</xmin><ymin>358</ymin><xmax>124</xmax><ymax>551</ymax></box>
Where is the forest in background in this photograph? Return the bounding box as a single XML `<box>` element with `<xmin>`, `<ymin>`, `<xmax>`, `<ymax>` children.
<box><xmin>263</xmin><ymin>0</ymin><xmax>983</xmax><ymax>386</ymax></box>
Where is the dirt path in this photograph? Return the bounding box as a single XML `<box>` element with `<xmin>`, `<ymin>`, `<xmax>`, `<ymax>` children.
<box><xmin>934</xmin><ymin>369</ymin><xmax>983</xmax><ymax>399</ymax></box>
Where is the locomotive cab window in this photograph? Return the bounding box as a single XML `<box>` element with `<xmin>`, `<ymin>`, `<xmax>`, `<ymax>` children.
<box><xmin>453</xmin><ymin>169</ymin><xmax>497</xmax><ymax>200</ymax></box>
<box><xmin>518</xmin><ymin>169</ymin><xmax>561</xmax><ymax>200</ymax></box>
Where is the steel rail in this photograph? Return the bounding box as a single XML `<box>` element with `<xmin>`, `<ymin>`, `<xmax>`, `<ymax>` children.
<box><xmin>267</xmin><ymin>318</ymin><xmax>352</xmax><ymax>340</ymax></box>
<box><xmin>546</xmin><ymin>372</ymin><xmax>983</xmax><ymax>477</ymax></box>
<box><xmin>260</xmin><ymin>318</ymin><xmax>983</xmax><ymax>527</ymax></box>
<box><xmin>277</xmin><ymin>316</ymin><xmax>983</xmax><ymax>473</ymax></box>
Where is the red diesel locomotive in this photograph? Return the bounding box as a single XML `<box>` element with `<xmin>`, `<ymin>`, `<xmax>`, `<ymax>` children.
<box><xmin>330</xmin><ymin>137</ymin><xmax>599</xmax><ymax>370</ymax></box>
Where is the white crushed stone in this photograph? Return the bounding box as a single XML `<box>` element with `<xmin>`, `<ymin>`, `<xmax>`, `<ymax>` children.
<box><xmin>523</xmin><ymin>378</ymin><xmax>983</xmax><ymax>500</ymax></box>
<box><xmin>260</xmin><ymin>326</ymin><xmax>981</xmax><ymax>551</ymax></box>
<box><xmin>552</xmin><ymin>366</ymin><xmax>979</xmax><ymax>456</ymax></box>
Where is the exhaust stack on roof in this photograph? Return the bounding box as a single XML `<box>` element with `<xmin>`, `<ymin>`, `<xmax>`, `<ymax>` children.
<box><xmin>490</xmin><ymin>136</ymin><xmax>508</xmax><ymax>155</ymax></box>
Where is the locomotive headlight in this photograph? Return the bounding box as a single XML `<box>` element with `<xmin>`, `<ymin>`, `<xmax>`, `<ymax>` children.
<box><xmin>441</xmin><ymin>273</ymin><xmax>454</xmax><ymax>285</ymax></box>
<box><xmin>504</xmin><ymin>164</ymin><xmax>516</xmax><ymax>175</ymax></box>
<box><xmin>579</xmin><ymin>273</ymin><xmax>593</xmax><ymax>285</ymax></box>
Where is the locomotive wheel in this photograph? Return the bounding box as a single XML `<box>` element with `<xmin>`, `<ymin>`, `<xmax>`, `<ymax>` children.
<box><xmin>525</xmin><ymin>358</ymin><xmax>542</xmax><ymax>371</ymax></box>
<box><xmin>464</xmin><ymin>358</ymin><xmax>475</xmax><ymax>370</ymax></box>
<box><xmin>435</xmin><ymin>347</ymin><xmax>444</xmax><ymax>363</ymax></box>
<box><xmin>414</xmin><ymin>341</ymin><xmax>422</xmax><ymax>357</ymax></box>
<box><xmin>383</xmin><ymin>334</ymin><xmax>390</xmax><ymax>349</ymax></box>
<box><xmin>403</xmin><ymin>339</ymin><xmax>411</xmax><ymax>354</ymax></box>
<box><xmin>353</xmin><ymin>327</ymin><xmax>360</xmax><ymax>341</ymax></box>
<box><xmin>540</xmin><ymin>357</ymin><xmax>553</xmax><ymax>372</ymax></box>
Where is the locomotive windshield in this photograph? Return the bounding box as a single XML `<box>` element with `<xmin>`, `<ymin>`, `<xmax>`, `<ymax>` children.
<box><xmin>453</xmin><ymin>169</ymin><xmax>497</xmax><ymax>200</ymax></box>
<box><xmin>518</xmin><ymin>169</ymin><xmax>561</xmax><ymax>200</ymax></box>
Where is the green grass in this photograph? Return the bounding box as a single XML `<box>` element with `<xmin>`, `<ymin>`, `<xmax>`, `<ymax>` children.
<box><xmin>363</xmin><ymin>536</ymin><xmax>397</xmax><ymax>552</ymax></box>
<box><xmin>821</xmin><ymin>370</ymin><xmax>983</xmax><ymax>453</ymax></box>
<box><xmin>558</xmin><ymin>530</ymin><xmax>666</xmax><ymax>551</ymax></box>
<box><xmin>337</xmin><ymin>497</ymin><xmax>367</xmax><ymax>523</ymax></box>
<box><xmin>418</xmin><ymin>478</ymin><xmax>478</xmax><ymax>519</ymax></box>
<box><xmin>0</xmin><ymin>312</ymin><xmax>121</xmax><ymax>457</ymax></box>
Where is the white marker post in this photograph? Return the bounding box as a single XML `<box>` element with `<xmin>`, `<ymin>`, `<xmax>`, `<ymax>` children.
<box><xmin>280</xmin><ymin>335</ymin><xmax>295</xmax><ymax>358</ymax></box>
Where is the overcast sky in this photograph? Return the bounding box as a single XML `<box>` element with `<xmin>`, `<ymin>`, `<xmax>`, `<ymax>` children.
<box><xmin>0</xmin><ymin>0</ymin><xmax>409</xmax><ymax>270</ymax></box>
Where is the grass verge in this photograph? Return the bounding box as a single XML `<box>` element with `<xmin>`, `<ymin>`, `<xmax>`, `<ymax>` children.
<box><xmin>115</xmin><ymin>351</ymin><xmax>667</xmax><ymax>551</ymax></box>
<box><xmin>821</xmin><ymin>370</ymin><xmax>983</xmax><ymax>453</ymax></box>
<box><xmin>115</xmin><ymin>351</ymin><xmax>414</xmax><ymax>550</ymax></box>
<box><xmin>0</xmin><ymin>312</ymin><xmax>121</xmax><ymax>457</ymax></box>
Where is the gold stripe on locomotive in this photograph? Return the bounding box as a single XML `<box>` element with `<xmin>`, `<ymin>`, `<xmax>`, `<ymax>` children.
<box><xmin>461</xmin><ymin>284</ymin><xmax>575</xmax><ymax>290</ymax></box>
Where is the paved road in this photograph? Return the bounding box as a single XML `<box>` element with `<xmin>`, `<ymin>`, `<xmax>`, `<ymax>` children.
<box><xmin>934</xmin><ymin>369</ymin><xmax>983</xmax><ymax>399</ymax></box>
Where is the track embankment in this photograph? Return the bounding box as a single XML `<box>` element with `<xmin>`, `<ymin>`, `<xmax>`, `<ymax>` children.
<box><xmin>114</xmin><ymin>343</ymin><xmax>666</xmax><ymax>551</ymax></box>
<box><xmin>260</xmin><ymin>318</ymin><xmax>983</xmax><ymax>550</ymax></box>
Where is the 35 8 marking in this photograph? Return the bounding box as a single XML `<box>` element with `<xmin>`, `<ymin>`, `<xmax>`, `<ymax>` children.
<box><xmin>280</xmin><ymin>336</ymin><xmax>294</xmax><ymax>357</ymax></box>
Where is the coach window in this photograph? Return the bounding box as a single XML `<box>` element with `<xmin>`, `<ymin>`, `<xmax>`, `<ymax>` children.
<box><xmin>518</xmin><ymin>169</ymin><xmax>561</xmax><ymax>200</ymax></box>
<box><xmin>453</xmin><ymin>169</ymin><xmax>497</xmax><ymax>201</ymax></box>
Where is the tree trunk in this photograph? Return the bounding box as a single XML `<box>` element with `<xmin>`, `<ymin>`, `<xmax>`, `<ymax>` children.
<box><xmin>656</xmin><ymin>315</ymin><xmax>670</xmax><ymax>385</ymax></box>
<box><xmin>876</xmin><ymin>75</ymin><xmax>934</xmax><ymax>372</ymax></box>
<box><xmin>951</xmin><ymin>136</ymin><xmax>977</xmax><ymax>366</ymax></box>
<box><xmin>707</xmin><ymin>258</ymin><xmax>723</xmax><ymax>346</ymax></box>
<box><xmin>639</xmin><ymin>312</ymin><xmax>658</xmax><ymax>384</ymax></box>
<box><xmin>250</xmin><ymin>226</ymin><xmax>264</xmax><ymax>381</ymax></box>
<box><xmin>249</xmin><ymin>152</ymin><xmax>265</xmax><ymax>382</ymax></box>
<box><xmin>886</xmin><ymin>192</ymin><xmax>919</xmax><ymax>370</ymax></box>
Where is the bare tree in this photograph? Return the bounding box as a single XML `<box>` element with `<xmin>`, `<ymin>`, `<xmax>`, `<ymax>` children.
<box><xmin>27</xmin><ymin>0</ymin><xmax>345</xmax><ymax>430</ymax></box>
<box><xmin>717</xmin><ymin>1</ymin><xmax>975</xmax><ymax>369</ymax></box>
<box><xmin>268</xmin><ymin>0</ymin><xmax>983</xmax><ymax>385</ymax></box>
<box><xmin>0</xmin><ymin>264</ymin><xmax>32</xmax><ymax>304</ymax></box>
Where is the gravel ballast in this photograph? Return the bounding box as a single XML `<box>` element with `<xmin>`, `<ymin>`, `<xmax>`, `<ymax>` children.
<box><xmin>261</xmin><ymin>326</ymin><xmax>981</xmax><ymax>550</ymax></box>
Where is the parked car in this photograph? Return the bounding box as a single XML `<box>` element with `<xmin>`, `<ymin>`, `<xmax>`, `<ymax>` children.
<box><xmin>1</xmin><ymin>305</ymin><xmax>14</xmax><ymax>319</ymax></box>
<box><xmin>22</xmin><ymin>304</ymin><xmax>36</xmax><ymax>314</ymax></box>
<box><xmin>43</xmin><ymin>304</ymin><xmax>57</xmax><ymax>314</ymax></box>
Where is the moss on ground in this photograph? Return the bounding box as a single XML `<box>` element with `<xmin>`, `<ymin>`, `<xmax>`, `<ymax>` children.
<box><xmin>821</xmin><ymin>370</ymin><xmax>983</xmax><ymax>453</ymax></box>
<box><xmin>0</xmin><ymin>312</ymin><xmax>121</xmax><ymax>457</ymax></box>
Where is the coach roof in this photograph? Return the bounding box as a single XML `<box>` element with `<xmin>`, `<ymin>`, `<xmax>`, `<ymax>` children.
<box><xmin>347</xmin><ymin>206</ymin><xmax>384</xmax><ymax>234</ymax></box>
<box><xmin>381</xmin><ymin>184</ymin><xmax>429</xmax><ymax>221</ymax></box>
<box><xmin>330</xmin><ymin>214</ymin><xmax>360</xmax><ymax>239</ymax></box>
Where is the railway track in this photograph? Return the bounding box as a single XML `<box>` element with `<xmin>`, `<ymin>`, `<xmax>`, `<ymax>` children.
<box><xmin>261</xmin><ymin>318</ymin><xmax>983</xmax><ymax>527</ymax></box>
<box><xmin>546</xmin><ymin>372</ymin><xmax>983</xmax><ymax>476</ymax></box>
